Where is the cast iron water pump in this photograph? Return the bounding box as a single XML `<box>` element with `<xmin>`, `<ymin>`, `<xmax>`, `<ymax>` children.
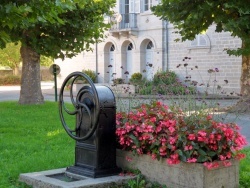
<box><xmin>59</xmin><ymin>72</ymin><xmax>121</xmax><ymax>178</ymax></box>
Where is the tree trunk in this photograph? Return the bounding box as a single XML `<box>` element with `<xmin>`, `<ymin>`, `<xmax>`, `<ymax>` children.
<box><xmin>234</xmin><ymin>54</ymin><xmax>250</xmax><ymax>112</ymax></box>
<box><xmin>241</xmin><ymin>55</ymin><xmax>250</xmax><ymax>96</ymax></box>
<box><xmin>19</xmin><ymin>44</ymin><xmax>44</xmax><ymax>104</ymax></box>
<box><xmin>228</xmin><ymin>54</ymin><xmax>250</xmax><ymax>113</ymax></box>
<box><xmin>13</xmin><ymin>66</ymin><xmax>20</xmax><ymax>76</ymax></box>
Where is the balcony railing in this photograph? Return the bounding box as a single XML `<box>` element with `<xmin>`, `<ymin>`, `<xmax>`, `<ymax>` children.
<box><xmin>110</xmin><ymin>13</ymin><xmax>137</xmax><ymax>31</ymax></box>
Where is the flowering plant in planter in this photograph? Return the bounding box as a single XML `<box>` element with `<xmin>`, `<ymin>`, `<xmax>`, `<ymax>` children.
<box><xmin>116</xmin><ymin>101</ymin><xmax>247</xmax><ymax>169</ymax></box>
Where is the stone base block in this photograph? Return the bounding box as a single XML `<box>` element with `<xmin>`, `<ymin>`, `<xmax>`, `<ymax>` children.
<box><xmin>116</xmin><ymin>149</ymin><xmax>239</xmax><ymax>188</ymax></box>
<box><xmin>19</xmin><ymin>168</ymin><xmax>135</xmax><ymax>188</ymax></box>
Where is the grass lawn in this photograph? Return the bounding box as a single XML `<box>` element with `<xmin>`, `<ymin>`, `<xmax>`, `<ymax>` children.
<box><xmin>0</xmin><ymin>101</ymin><xmax>249</xmax><ymax>188</ymax></box>
<box><xmin>0</xmin><ymin>101</ymin><xmax>74</xmax><ymax>188</ymax></box>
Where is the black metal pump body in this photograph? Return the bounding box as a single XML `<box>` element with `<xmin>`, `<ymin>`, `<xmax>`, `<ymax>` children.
<box><xmin>59</xmin><ymin>72</ymin><xmax>121</xmax><ymax>178</ymax></box>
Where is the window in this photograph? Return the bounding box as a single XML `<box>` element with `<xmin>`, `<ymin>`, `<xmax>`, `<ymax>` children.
<box><xmin>146</xmin><ymin>41</ymin><xmax>154</xmax><ymax>49</ymax></box>
<box><xmin>125</xmin><ymin>0</ymin><xmax>129</xmax><ymax>14</ymax></box>
<box><xmin>127</xmin><ymin>43</ymin><xmax>133</xmax><ymax>51</ymax></box>
<box><xmin>190</xmin><ymin>34</ymin><xmax>208</xmax><ymax>47</ymax></box>
<box><xmin>110</xmin><ymin>44</ymin><xmax>115</xmax><ymax>51</ymax></box>
<box><xmin>144</xmin><ymin>0</ymin><xmax>152</xmax><ymax>11</ymax></box>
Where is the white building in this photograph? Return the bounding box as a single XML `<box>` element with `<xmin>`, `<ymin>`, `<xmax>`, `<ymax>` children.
<box><xmin>55</xmin><ymin>0</ymin><xmax>242</xmax><ymax>93</ymax></box>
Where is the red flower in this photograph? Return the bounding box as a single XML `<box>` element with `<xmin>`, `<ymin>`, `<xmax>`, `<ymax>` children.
<box><xmin>187</xmin><ymin>158</ymin><xmax>197</xmax><ymax>163</ymax></box>
<box><xmin>188</xmin><ymin>134</ymin><xmax>196</xmax><ymax>141</ymax></box>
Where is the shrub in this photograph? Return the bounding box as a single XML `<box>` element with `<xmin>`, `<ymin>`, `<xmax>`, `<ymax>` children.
<box><xmin>82</xmin><ymin>69</ymin><xmax>97</xmax><ymax>83</ymax></box>
<box><xmin>113</xmin><ymin>78</ymin><xmax>125</xmax><ymax>85</ymax></box>
<box><xmin>0</xmin><ymin>75</ymin><xmax>21</xmax><ymax>85</ymax></box>
<box><xmin>130</xmin><ymin>72</ymin><xmax>143</xmax><ymax>84</ymax></box>
<box><xmin>116</xmin><ymin>101</ymin><xmax>247</xmax><ymax>169</ymax></box>
<box><xmin>153</xmin><ymin>71</ymin><xmax>177</xmax><ymax>85</ymax></box>
<box><xmin>137</xmin><ymin>71</ymin><xmax>196</xmax><ymax>95</ymax></box>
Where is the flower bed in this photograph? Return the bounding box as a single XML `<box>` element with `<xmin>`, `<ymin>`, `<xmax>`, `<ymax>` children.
<box><xmin>116</xmin><ymin>101</ymin><xmax>248</xmax><ymax>187</ymax></box>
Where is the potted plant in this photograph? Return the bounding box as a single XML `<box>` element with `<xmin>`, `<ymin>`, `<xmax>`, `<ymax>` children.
<box><xmin>116</xmin><ymin>101</ymin><xmax>247</xmax><ymax>188</ymax></box>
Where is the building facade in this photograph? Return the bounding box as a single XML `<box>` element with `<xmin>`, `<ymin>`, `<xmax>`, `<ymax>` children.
<box><xmin>55</xmin><ymin>0</ymin><xmax>242</xmax><ymax>93</ymax></box>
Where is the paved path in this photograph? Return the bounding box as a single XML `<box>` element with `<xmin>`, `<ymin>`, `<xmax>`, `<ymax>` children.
<box><xmin>0</xmin><ymin>83</ymin><xmax>249</xmax><ymax>147</ymax></box>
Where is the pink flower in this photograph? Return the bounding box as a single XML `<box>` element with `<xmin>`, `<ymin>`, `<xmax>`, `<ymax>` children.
<box><xmin>150</xmin><ymin>117</ymin><xmax>157</xmax><ymax>123</ymax></box>
<box><xmin>187</xmin><ymin>158</ymin><xmax>197</xmax><ymax>163</ymax></box>
<box><xmin>156</xmin><ymin>101</ymin><xmax>163</xmax><ymax>106</ymax></box>
<box><xmin>184</xmin><ymin>145</ymin><xmax>193</xmax><ymax>151</ymax></box>
<box><xmin>151</xmin><ymin>153</ymin><xmax>157</xmax><ymax>160</ymax></box>
<box><xmin>167</xmin><ymin>120</ymin><xmax>176</xmax><ymax>127</ymax></box>
<box><xmin>203</xmin><ymin>162</ymin><xmax>213</xmax><ymax>169</ymax></box>
<box><xmin>219</xmin><ymin>155</ymin><xmax>226</xmax><ymax>161</ymax></box>
<box><xmin>226</xmin><ymin>152</ymin><xmax>232</xmax><ymax>159</ymax></box>
<box><xmin>203</xmin><ymin>162</ymin><xmax>219</xmax><ymax>170</ymax></box>
<box><xmin>171</xmin><ymin>145</ymin><xmax>176</xmax><ymax>151</ymax></box>
<box><xmin>198</xmin><ymin>136</ymin><xmax>207</xmax><ymax>142</ymax></box>
<box><xmin>156</xmin><ymin>125</ymin><xmax>162</xmax><ymax>133</ymax></box>
<box><xmin>188</xmin><ymin>134</ymin><xmax>196</xmax><ymax>140</ymax></box>
<box><xmin>159</xmin><ymin>146</ymin><xmax>167</xmax><ymax>156</ymax></box>
<box><xmin>168</xmin><ymin>126</ymin><xmax>175</xmax><ymax>134</ymax></box>
<box><xmin>166</xmin><ymin>158</ymin><xmax>180</xmax><ymax>165</ymax></box>
<box><xmin>216</xmin><ymin>134</ymin><xmax>222</xmax><ymax>141</ymax></box>
<box><xmin>169</xmin><ymin>136</ymin><xmax>177</xmax><ymax>144</ymax></box>
<box><xmin>160</xmin><ymin>137</ymin><xmax>167</xmax><ymax>144</ymax></box>
<box><xmin>145</xmin><ymin>125</ymin><xmax>154</xmax><ymax>132</ymax></box>
<box><xmin>223</xmin><ymin>161</ymin><xmax>232</xmax><ymax>167</ymax></box>
<box><xmin>198</xmin><ymin>130</ymin><xmax>207</xmax><ymax>137</ymax></box>
<box><xmin>170</xmin><ymin>153</ymin><xmax>179</xmax><ymax>160</ymax></box>
<box><xmin>137</xmin><ymin>148</ymin><xmax>143</xmax><ymax>155</ymax></box>
<box><xmin>206</xmin><ymin>115</ymin><xmax>213</xmax><ymax>120</ymax></box>
<box><xmin>235</xmin><ymin>153</ymin><xmax>246</xmax><ymax>160</ymax></box>
<box><xmin>125</xmin><ymin>156</ymin><xmax>133</xmax><ymax>162</ymax></box>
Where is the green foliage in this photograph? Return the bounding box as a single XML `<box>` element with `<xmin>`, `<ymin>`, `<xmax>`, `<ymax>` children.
<box><xmin>40</xmin><ymin>56</ymin><xmax>54</xmax><ymax>67</ymax></box>
<box><xmin>127</xmin><ymin>174</ymin><xmax>146</xmax><ymax>188</ymax></box>
<box><xmin>138</xmin><ymin>71</ymin><xmax>196</xmax><ymax>95</ymax></box>
<box><xmin>0</xmin><ymin>0</ymin><xmax>116</xmax><ymax>59</ymax></box>
<box><xmin>0</xmin><ymin>101</ymin><xmax>74</xmax><ymax>187</ymax></box>
<box><xmin>152</xmin><ymin>0</ymin><xmax>250</xmax><ymax>56</ymax></box>
<box><xmin>0</xmin><ymin>75</ymin><xmax>21</xmax><ymax>85</ymax></box>
<box><xmin>82</xmin><ymin>69</ymin><xmax>97</xmax><ymax>83</ymax></box>
<box><xmin>0</xmin><ymin>42</ymin><xmax>21</xmax><ymax>70</ymax></box>
<box><xmin>240</xmin><ymin>147</ymin><xmax>250</xmax><ymax>188</ymax></box>
<box><xmin>153</xmin><ymin>71</ymin><xmax>177</xmax><ymax>85</ymax></box>
<box><xmin>113</xmin><ymin>78</ymin><xmax>125</xmax><ymax>85</ymax></box>
<box><xmin>130</xmin><ymin>72</ymin><xmax>143</xmax><ymax>84</ymax></box>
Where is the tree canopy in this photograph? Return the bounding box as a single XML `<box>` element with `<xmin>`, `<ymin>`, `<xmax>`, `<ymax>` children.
<box><xmin>0</xmin><ymin>0</ymin><xmax>115</xmax><ymax>59</ymax></box>
<box><xmin>0</xmin><ymin>0</ymin><xmax>115</xmax><ymax>104</ymax></box>
<box><xmin>152</xmin><ymin>0</ymin><xmax>250</xmax><ymax>56</ymax></box>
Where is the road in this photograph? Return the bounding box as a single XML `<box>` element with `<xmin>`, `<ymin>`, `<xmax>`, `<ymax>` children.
<box><xmin>0</xmin><ymin>82</ymin><xmax>66</xmax><ymax>102</ymax></box>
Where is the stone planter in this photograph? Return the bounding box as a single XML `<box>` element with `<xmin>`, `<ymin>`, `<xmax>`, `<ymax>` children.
<box><xmin>110</xmin><ymin>84</ymin><xmax>135</xmax><ymax>94</ymax></box>
<box><xmin>116</xmin><ymin>149</ymin><xmax>239</xmax><ymax>188</ymax></box>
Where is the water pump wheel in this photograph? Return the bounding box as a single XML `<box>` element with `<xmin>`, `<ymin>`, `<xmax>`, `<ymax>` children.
<box><xmin>59</xmin><ymin>72</ymin><xmax>100</xmax><ymax>141</ymax></box>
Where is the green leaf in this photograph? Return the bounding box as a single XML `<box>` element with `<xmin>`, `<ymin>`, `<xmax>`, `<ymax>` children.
<box><xmin>197</xmin><ymin>155</ymin><xmax>208</xmax><ymax>163</ymax></box>
<box><xmin>198</xmin><ymin>149</ymin><xmax>207</xmax><ymax>156</ymax></box>
<box><xmin>129</xmin><ymin>134</ymin><xmax>140</xmax><ymax>147</ymax></box>
<box><xmin>207</xmin><ymin>151</ymin><xmax>217</xmax><ymax>157</ymax></box>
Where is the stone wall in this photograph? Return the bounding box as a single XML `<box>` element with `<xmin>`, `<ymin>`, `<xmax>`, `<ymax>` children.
<box><xmin>168</xmin><ymin>24</ymin><xmax>242</xmax><ymax>94</ymax></box>
<box><xmin>0</xmin><ymin>70</ymin><xmax>13</xmax><ymax>77</ymax></box>
<box><xmin>0</xmin><ymin>68</ymin><xmax>53</xmax><ymax>81</ymax></box>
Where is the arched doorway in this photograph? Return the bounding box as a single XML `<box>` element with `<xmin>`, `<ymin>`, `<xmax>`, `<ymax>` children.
<box><xmin>108</xmin><ymin>44</ymin><xmax>115</xmax><ymax>83</ymax></box>
<box><xmin>145</xmin><ymin>41</ymin><xmax>154</xmax><ymax>80</ymax></box>
<box><xmin>126</xmin><ymin>43</ymin><xmax>133</xmax><ymax>81</ymax></box>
